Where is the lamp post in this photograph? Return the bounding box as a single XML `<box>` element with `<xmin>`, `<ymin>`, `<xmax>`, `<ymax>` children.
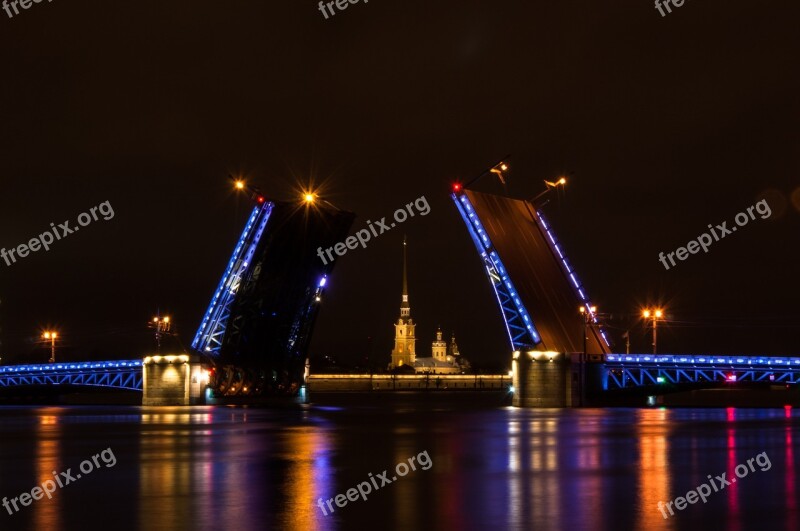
<box><xmin>463</xmin><ymin>157</ymin><xmax>512</xmax><ymax>188</ymax></box>
<box><xmin>578</xmin><ymin>305</ymin><xmax>596</xmax><ymax>407</ymax></box>
<box><xmin>642</xmin><ymin>309</ymin><xmax>663</xmax><ymax>354</ymax></box>
<box><xmin>43</xmin><ymin>331</ymin><xmax>58</xmax><ymax>363</ymax></box>
<box><xmin>579</xmin><ymin>305</ymin><xmax>597</xmax><ymax>357</ymax></box>
<box><xmin>531</xmin><ymin>176</ymin><xmax>567</xmax><ymax>203</ymax></box>
<box><xmin>150</xmin><ymin>316</ymin><xmax>171</xmax><ymax>353</ymax></box>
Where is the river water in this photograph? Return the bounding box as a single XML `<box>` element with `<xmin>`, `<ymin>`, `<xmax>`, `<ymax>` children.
<box><xmin>0</xmin><ymin>403</ymin><xmax>797</xmax><ymax>531</ymax></box>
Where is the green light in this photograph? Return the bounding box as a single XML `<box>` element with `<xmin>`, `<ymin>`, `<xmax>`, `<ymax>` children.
<box><xmin>657</xmin><ymin>376</ymin><xmax>666</xmax><ymax>384</ymax></box>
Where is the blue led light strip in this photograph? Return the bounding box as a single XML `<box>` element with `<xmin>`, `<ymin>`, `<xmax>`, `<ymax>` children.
<box><xmin>453</xmin><ymin>193</ymin><xmax>541</xmax><ymax>350</ymax></box>
<box><xmin>192</xmin><ymin>202</ymin><xmax>274</xmax><ymax>353</ymax></box>
<box><xmin>532</xmin><ymin>210</ymin><xmax>610</xmax><ymax>348</ymax></box>
<box><xmin>605</xmin><ymin>354</ymin><xmax>800</xmax><ymax>366</ymax></box>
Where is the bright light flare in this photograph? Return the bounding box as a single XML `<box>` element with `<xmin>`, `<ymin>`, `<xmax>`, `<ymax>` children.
<box><xmin>303</xmin><ymin>192</ymin><xmax>316</xmax><ymax>203</ymax></box>
<box><xmin>643</xmin><ymin>308</ymin><xmax>664</xmax><ymax>319</ymax></box>
<box><xmin>234</xmin><ymin>180</ymin><xmax>245</xmax><ymax>190</ymax></box>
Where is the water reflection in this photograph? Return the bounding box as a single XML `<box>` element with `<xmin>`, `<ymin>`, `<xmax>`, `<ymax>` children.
<box><xmin>636</xmin><ymin>408</ymin><xmax>671</xmax><ymax>531</ymax></box>
<box><xmin>785</xmin><ymin>406</ymin><xmax>796</xmax><ymax>531</ymax></box>
<box><xmin>33</xmin><ymin>411</ymin><xmax>62</xmax><ymax>531</ymax></box>
<box><xmin>281</xmin><ymin>427</ymin><xmax>334</xmax><ymax>531</ymax></box>
<box><xmin>5</xmin><ymin>405</ymin><xmax>798</xmax><ymax>531</ymax></box>
<box><xmin>139</xmin><ymin>410</ymin><xmax>197</xmax><ymax>531</ymax></box>
<box><xmin>497</xmin><ymin>407</ymin><xmax>800</xmax><ymax>530</ymax></box>
<box><xmin>726</xmin><ymin>408</ymin><xmax>741</xmax><ymax>531</ymax></box>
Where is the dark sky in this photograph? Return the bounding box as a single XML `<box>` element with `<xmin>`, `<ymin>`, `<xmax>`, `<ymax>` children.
<box><xmin>1</xmin><ymin>1</ymin><xmax>798</xmax><ymax>367</ymax></box>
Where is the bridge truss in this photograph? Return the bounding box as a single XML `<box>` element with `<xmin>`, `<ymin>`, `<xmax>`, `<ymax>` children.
<box><xmin>0</xmin><ymin>361</ymin><xmax>143</xmax><ymax>391</ymax></box>
<box><xmin>604</xmin><ymin>354</ymin><xmax>800</xmax><ymax>389</ymax></box>
<box><xmin>453</xmin><ymin>192</ymin><xmax>541</xmax><ymax>350</ymax></box>
<box><xmin>192</xmin><ymin>201</ymin><xmax>274</xmax><ymax>355</ymax></box>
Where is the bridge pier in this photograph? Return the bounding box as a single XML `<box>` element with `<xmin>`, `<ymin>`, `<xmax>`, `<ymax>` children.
<box><xmin>512</xmin><ymin>351</ymin><xmax>572</xmax><ymax>407</ymax></box>
<box><xmin>512</xmin><ymin>351</ymin><xmax>604</xmax><ymax>407</ymax></box>
<box><xmin>142</xmin><ymin>354</ymin><xmax>210</xmax><ymax>406</ymax></box>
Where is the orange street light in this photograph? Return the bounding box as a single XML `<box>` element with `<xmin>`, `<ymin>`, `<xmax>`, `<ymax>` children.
<box><xmin>490</xmin><ymin>162</ymin><xmax>509</xmax><ymax>184</ymax></box>
<box><xmin>43</xmin><ymin>331</ymin><xmax>58</xmax><ymax>363</ymax></box>
<box><xmin>642</xmin><ymin>308</ymin><xmax>664</xmax><ymax>354</ymax></box>
<box><xmin>150</xmin><ymin>316</ymin><xmax>171</xmax><ymax>353</ymax></box>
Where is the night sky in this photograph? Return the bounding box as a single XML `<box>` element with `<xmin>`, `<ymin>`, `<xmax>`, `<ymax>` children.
<box><xmin>1</xmin><ymin>1</ymin><xmax>798</xmax><ymax>368</ymax></box>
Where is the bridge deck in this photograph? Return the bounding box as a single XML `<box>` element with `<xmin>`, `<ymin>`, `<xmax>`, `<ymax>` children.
<box><xmin>457</xmin><ymin>190</ymin><xmax>609</xmax><ymax>354</ymax></box>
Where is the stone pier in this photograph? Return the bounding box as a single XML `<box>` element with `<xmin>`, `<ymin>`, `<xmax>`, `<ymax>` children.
<box><xmin>142</xmin><ymin>354</ymin><xmax>210</xmax><ymax>406</ymax></box>
<box><xmin>511</xmin><ymin>351</ymin><xmax>574</xmax><ymax>407</ymax></box>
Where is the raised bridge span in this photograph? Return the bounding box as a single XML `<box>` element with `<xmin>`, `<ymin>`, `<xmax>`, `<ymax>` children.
<box><xmin>451</xmin><ymin>185</ymin><xmax>798</xmax><ymax>405</ymax></box>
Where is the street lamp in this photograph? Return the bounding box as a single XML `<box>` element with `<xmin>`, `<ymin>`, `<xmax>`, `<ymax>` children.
<box><xmin>489</xmin><ymin>162</ymin><xmax>509</xmax><ymax>184</ymax></box>
<box><xmin>579</xmin><ymin>305</ymin><xmax>597</xmax><ymax>359</ymax></box>
<box><xmin>229</xmin><ymin>175</ymin><xmax>266</xmax><ymax>203</ymax></box>
<box><xmin>43</xmin><ymin>331</ymin><xmax>58</xmax><ymax>363</ymax></box>
<box><xmin>642</xmin><ymin>309</ymin><xmax>663</xmax><ymax>354</ymax></box>
<box><xmin>150</xmin><ymin>316</ymin><xmax>171</xmax><ymax>353</ymax></box>
<box><xmin>531</xmin><ymin>176</ymin><xmax>567</xmax><ymax>203</ymax></box>
<box><xmin>463</xmin><ymin>156</ymin><xmax>512</xmax><ymax>188</ymax></box>
<box><xmin>578</xmin><ymin>305</ymin><xmax>596</xmax><ymax>407</ymax></box>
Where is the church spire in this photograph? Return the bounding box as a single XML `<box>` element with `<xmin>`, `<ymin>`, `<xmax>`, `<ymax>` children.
<box><xmin>400</xmin><ymin>236</ymin><xmax>410</xmax><ymax>319</ymax></box>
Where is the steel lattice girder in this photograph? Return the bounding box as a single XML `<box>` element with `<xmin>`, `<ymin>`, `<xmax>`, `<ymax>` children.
<box><xmin>604</xmin><ymin>364</ymin><xmax>800</xmax><ymax>390</ymax></box>
<box><xmin>452</xmin><ymin>192</ymin><xmax>541</xmax><ymax>350</ymax></box>
<box><xmin>0</xmin><ymin>361</ymin><xmax>143</xmax><ymax>391</ymax></box>
<box><xmin>192</xmin><ymin>203</ymin><xmax>274</xmax><ymax>355</ymax></box>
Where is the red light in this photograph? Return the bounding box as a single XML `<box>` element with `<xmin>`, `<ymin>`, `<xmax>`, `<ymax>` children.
<box><xmin>257</xmin><ymin>196</ymin><xmax>265</xmax><ymax>203</ymax></box>
<box><xmin>452</xmin><ymin>183</ymin><xmax>462</xmax><ymax>192</ymax></box>
<box><xmin>726</xmin><ymin>374</ymin><xmax>737</xmax><ymax>382</ymax></box>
